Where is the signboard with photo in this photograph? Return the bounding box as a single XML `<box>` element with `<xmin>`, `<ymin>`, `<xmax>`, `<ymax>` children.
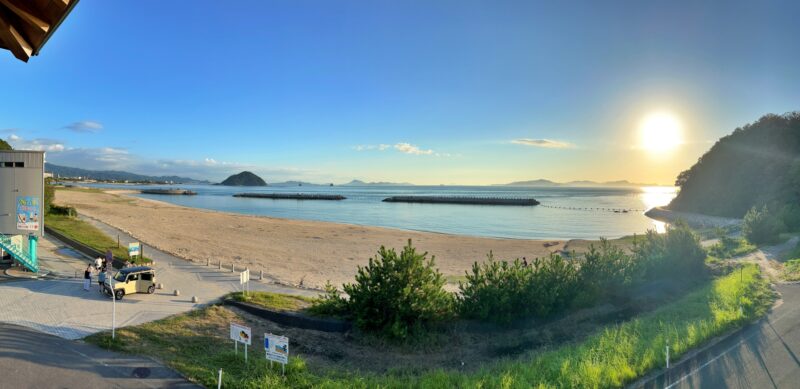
<box><xmin>264</xmin><ymin>333</ymin><xmax>289</xmax><ymax>364</ymax></box>
<box><xmin>16</xmin><ymin>196</ymin><xmax>40</xmax><ymax>231</ymax></box>
<box><xmin>230</xmin><ymin>323</ymin><xmax>252</xmax><ymax>345</ymax></box>
<box><xmin>128</xmin><ymin>242</ymin><xmax>141</xmax><ymax>257</ymax></box>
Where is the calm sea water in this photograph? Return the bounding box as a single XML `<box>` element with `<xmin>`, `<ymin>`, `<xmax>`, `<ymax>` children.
<box><xmin>82</xmin><ymin>184</ymin><xmax>676</xmax><ymax>240</ymax></box>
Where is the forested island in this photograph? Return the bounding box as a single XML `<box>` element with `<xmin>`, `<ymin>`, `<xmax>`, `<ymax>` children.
<box><xmin>218</xmin><ymin>171</ymin><xmax>267</xmax><ymax>186</ymax></box>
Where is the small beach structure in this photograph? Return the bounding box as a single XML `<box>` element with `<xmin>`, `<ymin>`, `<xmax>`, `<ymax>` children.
<box><xmin>382</xmin><ymin>196</ymin><xmax>539</xmax><ymax>206</ymax></box>
<box><xmin>233</xmin><ymin>193</ymin><xmax>346</xmax><ymax>201</ymax></box>
<box><xmin>140</xmin><ymin>189</ymin><xmax>197</xmax><ymax>195</ymax></box>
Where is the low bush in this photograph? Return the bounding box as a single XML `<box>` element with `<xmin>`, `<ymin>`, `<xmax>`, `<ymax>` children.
<box><xmin>634</xmin><ymin>222</ymin><xmax>707</xmax><ymax>281</ymax></box>
<box><xmin>313</xmin><ymin>240</ymin><xmax>455</xmax><ymax>339</ymax></box>
<box><xmin>707</xmin><ymin>235</ymin><xmax>757</xmax><ymax>259</ymax></box>
<box><xmin>743</xmin><ymin>205</ymin><xmax>785</xmax><ymax>245</ymax></box>
<box><xmin>777</xmin><ymin>203</ymin><xmax>800</xmax><ymax>232</ymax></box>
<box><xmin>576</xmin><ymin>238</ymin><xmax>637</xmax><ymax>304</ymax></box>
<box><xmin>48</xmin><ymin>204</ymin><xmax>77</xmax><ymax>217</ymax></box>
<box><xmin>784</xmin><ymin>259</ymin><xmax>800</xmax><ymax>281</ymax></box>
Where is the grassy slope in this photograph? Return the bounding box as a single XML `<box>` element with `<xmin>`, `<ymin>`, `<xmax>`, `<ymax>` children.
<box><xmin>228</xmin><ymin>291</ymin><xmax>315</xmax><ymax>312</ymax></box>
<box><xmin>46</xmin><ymin>214</ymin><xmax>150</xmax><ymax>264</ymax></box>
<box><xmin>85</xmin><ymin>264</ymin><xmax>772</xmax><ymax>388</ymax></box>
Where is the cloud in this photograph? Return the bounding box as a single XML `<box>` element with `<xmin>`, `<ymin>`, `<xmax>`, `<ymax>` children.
<box><xmin>511</xmin><ymin>138</ymin><xmax>573</xmax><ymax>149</ymax></box>
<box><xmin>7</xmin><ymin>135</ymin><xmax>65</xmax><ymax>152</ymax></box>
<box><xmin>64</xmin><ymin>120</ymin><xmax>103</xmax><ymax>133</ymax></box>
<box><xmin>353</xmin><ymin>144</ymin><xmax>391</xmax><ymax>151</ymax></box>
<box><xmin>394</xmin><ymin>142</ymin><xmax>434</xmax><ymax>155</ymax></box>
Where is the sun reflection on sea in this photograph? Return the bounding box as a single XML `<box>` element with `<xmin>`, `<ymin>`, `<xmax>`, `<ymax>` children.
<box><xmin>640</xmin><ymin>186</ymin><xmax>678</xmax><ymax>233</ymax></box>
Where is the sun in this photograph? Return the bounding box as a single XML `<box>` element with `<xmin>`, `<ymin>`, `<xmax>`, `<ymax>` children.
<box><xmin>639</xmin><ymin>112</ymin><xmax>683</xmax><ymax>153</ymax></box>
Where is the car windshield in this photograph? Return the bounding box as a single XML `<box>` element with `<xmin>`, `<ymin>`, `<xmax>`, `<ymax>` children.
<box><xmin>113</xmin><ymin>272</ymin><xmax>127</xmax><ymax>282</ymax></box>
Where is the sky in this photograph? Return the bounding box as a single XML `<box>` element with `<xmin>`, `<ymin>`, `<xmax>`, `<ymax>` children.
<box><xmin>1</xmin><ymin>0</ymin><xmax>799</xmax><ymax>185</ymax></box>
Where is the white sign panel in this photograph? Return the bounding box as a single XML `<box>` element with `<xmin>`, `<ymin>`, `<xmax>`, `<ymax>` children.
<box><xmin>128</xmin><ymin>242</ymin><xmax>141</xmax><ymax>257</ymax></box>
<box><xmin>240</xmin><ymin>269</ymin><xmax>250</xmax><ymax>285</ymax></box>
<box><xmin>230</xmin><ymin>323</ymin><xmax>252</xmax><ymax>345</ymax></box>
<box><xmin>264</xmin><ymin>333</ymin><xmax>289</xmax><ymax>364</ymax></box>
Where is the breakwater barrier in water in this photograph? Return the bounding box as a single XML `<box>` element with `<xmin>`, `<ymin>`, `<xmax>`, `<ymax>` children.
<box><xmin>382</xmin><ymin>196</ymin><xmax>540</xmax><ymax>206</ymax></box>
<box><xmin>140</xmin><ymin>189</ymin><xmax>197</xmax><ymax>195</ymax></box>
<box><xmin>538</xmin><ymin>204</ymin><xmax>645</xmax><ymax>213</ymax></box>
<box><xmin>233</xmin><ymin>193</ymin><xmax>347</xmax><ymax>200</ymax></box>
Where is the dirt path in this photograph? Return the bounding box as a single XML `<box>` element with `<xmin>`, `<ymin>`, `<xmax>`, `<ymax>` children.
<box><xmin>734</xmin><ymin>237</ymin><xmax>798</xmax><ymax>283</ymax></box>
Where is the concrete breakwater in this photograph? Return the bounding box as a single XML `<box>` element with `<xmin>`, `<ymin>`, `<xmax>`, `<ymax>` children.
<box><xmin>140</xmin><ymin>189</ymin><xmax>197</xmax><ymax>195</ymax></box>
<box><xmin>382</xmin><ymin>196</ymin><xmax>540</xmax><ymax>206</ymax></box>
<box><xmin>233</xmin><ymin>193</ymin><xmax>347</xmax><ymax>200</ymax></box>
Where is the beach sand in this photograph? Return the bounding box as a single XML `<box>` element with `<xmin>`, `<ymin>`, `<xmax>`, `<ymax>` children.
<box><xmin>55</xmin><ymin>189</ymin><xmax>564</xmax><ymax>290</ymax></box>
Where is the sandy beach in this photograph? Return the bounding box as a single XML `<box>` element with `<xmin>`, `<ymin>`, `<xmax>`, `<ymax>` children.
<box><xmin>55</xmin><ymin>189</ymin><xmax>564</xmax><ymax>289</ymax></box>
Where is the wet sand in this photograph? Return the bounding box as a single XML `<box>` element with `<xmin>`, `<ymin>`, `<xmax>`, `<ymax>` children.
<box><xmin>55</xmin><ymin>189</ymin><xmax>564</xmax><ymax>289</ymax></box>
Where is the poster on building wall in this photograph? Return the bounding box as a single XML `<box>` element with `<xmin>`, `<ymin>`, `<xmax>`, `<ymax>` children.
<box><xmin>16</xmin><ymin>196</ymin><xmax>40</xmax><ymax>231</ymax></box>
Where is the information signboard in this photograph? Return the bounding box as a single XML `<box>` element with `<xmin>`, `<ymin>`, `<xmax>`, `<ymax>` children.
<box><xmin>230</xmin><ymin>323</ymin><xmax>252</xmax><ymax>345</ymax></box>
<box><xmin>128</xmin><ymin>242</ymin><xmax>141</xmax><ymax>257</ymax></box>
<box><xmin>264</xmin><ymin>333</ymin><xmax>289</xmax><ymax>364</ymax></box>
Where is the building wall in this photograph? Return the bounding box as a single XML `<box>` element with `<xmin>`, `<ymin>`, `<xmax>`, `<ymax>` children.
<box><xmin>0</xmin><ymin>151</ymin><xmax>45</xmax><ymax>237</ymax></box>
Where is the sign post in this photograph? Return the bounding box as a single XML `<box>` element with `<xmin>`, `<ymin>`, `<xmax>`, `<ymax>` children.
<box><xmin>264</xmin><ymin>333</ymin><xmax>289</xmax><ymax>376</ymax></box>
<box><xmin>128</xmin><ymin>242</ymin><xmax>141</xmax><ymax>261</ymax></box>
<box><xmin>240</xmin><ymin>269</ymin><xmax>250</xmax><ymax>296</ymax></box>
<box><xmin>111</xmin><ymin>274</ymin><xmax>116</xmax><ymax>339</ymax></box>
<box><xmin>230</xmin><ymin>323</ymin><xmax>252</xmax><ymax>363</ymax></box>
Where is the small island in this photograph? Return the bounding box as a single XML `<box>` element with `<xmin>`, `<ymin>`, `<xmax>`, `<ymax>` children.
<box><xmin>218</xmin><ymin>171</ymin><xmax>267</xmax><ymax>186</ymax></box>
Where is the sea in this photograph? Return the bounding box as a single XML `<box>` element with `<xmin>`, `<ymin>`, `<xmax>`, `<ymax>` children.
<box><xmin>81</xmin><ymin>183</ymin><xmax>677</xmax><ymax>240</ymax></box>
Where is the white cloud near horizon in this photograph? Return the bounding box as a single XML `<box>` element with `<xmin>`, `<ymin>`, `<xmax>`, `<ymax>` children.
<box><xmin>6</xmin><ymin>134</ymin><xmax>65</xmax><ymax>152</ymax></box>
<box><xmin>64</xmin><ymin>120</ymin><xmax>103</xmax><ymax>133</ymax></box>
<box><xmin>511</xmin><ymin>138</ymin><xmax>573</xmax><ymax>149</ymax></box>
<box><xmin>394</xmin><ymin>142</ymin><xmax>434</xmax><ymax>155</ymax></box>
<box><xmin>354</xmin><ymin>142</ymin><xmax>446</xmax><ymax>156</ymax></box>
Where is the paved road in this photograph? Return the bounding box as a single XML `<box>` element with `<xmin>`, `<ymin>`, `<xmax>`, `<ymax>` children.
<box><xmin>0</xmin><ymin>323</ymin><xmax>199</xmax><ymax>389</ymax></box>
<box><xmin>637</xmin><ymin>283</ymin><xmax>800</xmax><ymax>389</ymax></box>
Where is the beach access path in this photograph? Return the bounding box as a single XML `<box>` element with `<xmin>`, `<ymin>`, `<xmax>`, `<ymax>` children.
<box><xmin>0</xmin><ymin>220</ymin><xmax>318</xmax><ymax>340</ymax></box>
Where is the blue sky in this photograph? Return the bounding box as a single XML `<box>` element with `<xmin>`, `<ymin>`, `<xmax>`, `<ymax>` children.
<box><xmin>2</xmin><ymin>0</ymin><xmax>799</xmax><ymax>185</ymax></box>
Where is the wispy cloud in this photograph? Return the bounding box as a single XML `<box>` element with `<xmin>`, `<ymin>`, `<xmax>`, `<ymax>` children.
<box><xmin>64</xmin><ymin>120</ymin><xmax>103</xmax><ymax>133</ymax></box>
<box><xmin>354</xmin><ymin>142</ymin><xmax>443</xmax><ymax>156</ymax></box>
<box><xmin>6</xmin><ymin>134</ymin><xmax>65</xmax><ymax>152</ymax></box>
<box><xmin>394</xmin><ymin>142</ymin><xmax>434</xmax><ymax>155</ymax></box>
<box><xmin>511</xmin><ymin>138</ymin><xmax>573</xmax><ymax>149</ymax></box>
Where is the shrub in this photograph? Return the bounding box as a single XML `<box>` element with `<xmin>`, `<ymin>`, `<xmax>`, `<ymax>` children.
<box><xmin>777</xmin><ymin>203</ymin><xmax>800</xmax><ymax>232</ymax></box>
<box><xmin>458</xmin><ymin>253</ymin><xmax>579</xmax><ymax>323</ymax></box>
<box><xmin>576</xmin><ymin>238</ymin><xmax>637</xmax><ymax>303</ymax></box>
<box><xmin>743</xmin><ymin>205</ymin><xmax>785</xmax><ymax>245</ymax></box>
<box><xmin>314</xmin><ymin>240</ymin><xmax>454</xmax><ymax>339</ymax></box>
<box><xmin>634</xmin><ymin>222</ymin><xmax>707</xmax><ymax>281</ymax></box>
<box><xmin>458</xmin><ymin>254</ymin><xmax>535</xmax><ymax>323</ymax></box>
<box><xmin>307</xmin><ymin>281</ymin><xmax>349</xmax><ymax>318</ymax></box>
<box><xmin>48</xmin><ymin>204</ymin><xmax>77</xmax><ymax>217</ymax></box>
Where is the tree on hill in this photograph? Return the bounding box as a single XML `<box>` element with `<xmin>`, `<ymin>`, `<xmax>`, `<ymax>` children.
<box><xmin>669</xmin><ymin>112</ymin><xmax>800</xmax><ymax>218</ymax></box>
<box><xmin>0</xmin><ymin>139</ymin><xmax>12</xmax><ymax>150</ymax></box>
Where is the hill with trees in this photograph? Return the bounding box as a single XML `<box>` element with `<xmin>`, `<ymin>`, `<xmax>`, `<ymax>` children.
<box><xmin>219</xmin><ymin>171</ymin><xmax>267</xmax><ymax>186</ymax></box>
<box><xmin>669</xmin><ymin>112</ymin><xmax>800</xmax><ymax>218</ymax></box>
<box><xmin>0</xmin><ymin>139</ymin><xmax>11</xmax><ymax>150</ymax></box>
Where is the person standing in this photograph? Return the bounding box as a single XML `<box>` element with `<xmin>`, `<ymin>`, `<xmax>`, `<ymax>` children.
<box><xmin>105</xmin><ymin>249</ymin><xmax>113</xmax><ymax>268</ymax></box>
<box><xmin>94</xmin><ymin>256</ymin><xmax>103</xmax><ymax>271</ymax></box>
<box><xmin>83</xmin><ymin>265</ymin><xmax>92</xmax><ymax>291</ymax></box>
<box><xmin>98</xmin><ymin>267</ymin><xmax>107</xmax><ymax>292</ymax></box>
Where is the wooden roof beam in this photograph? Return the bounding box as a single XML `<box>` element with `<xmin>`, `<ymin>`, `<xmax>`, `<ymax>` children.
<box><xmin>0</xmin><ymin>14</ymin><xmax>32</xmax><ymax>61</ymax></box>
<box><xmin>0</xmin><ymin>0</ymin><xmax>50</xmax><ymax>33</ymax></box>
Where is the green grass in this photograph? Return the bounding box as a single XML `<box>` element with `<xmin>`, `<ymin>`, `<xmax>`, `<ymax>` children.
<box><xmin>784</xmin><ymin>259</ymin><xmax>800</xmax><ymax>281</ymax></box>
<box><xmin>228</xmin><ymin>291</ymin><xmax>315</xmax><ymax>312</ymax></box>
<box><xmin>45</xmin><ymin>214</ymin><xmax>151</xmax><ymax>264</ymax></box>
<box><xmin>707</xmin><ymin>238</ymin><xmax>757</xmax><ymax>259</ymax></box>
<box><xmin>85</xmin><ymin>264</ymin><xmax>772</xmax><ymax>388</ymax></box>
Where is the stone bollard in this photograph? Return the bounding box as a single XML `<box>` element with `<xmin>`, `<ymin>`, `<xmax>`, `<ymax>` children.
<box><xmin>231</xmin><ymin>263</ymin><xmax>235</xmax><ymax>273</ymax></box>
<box><xmin>259</xmin><ymin>270</ymin><xmax>263</xmax><ymax>281</ymax></box>
<box><xmin>157</xmin><ymin>283</ymin><xmax>163</xmax><ymax>289</ymax></box>
<box><xmin>206</xmin><ymin>259</ymin><xmax>210</xmax><ymax>266</ymax></box>
<box><xmin>174</xmin><ymin>289</ymin><xmax>180</xmax><ymax>296</ymax></box>
<box><xmin>218</xmin><ymin>261</ymin><xmax>221</xmax><ymax>269</ymax></box>
<box><xmin>192</xmin><ymin>296</ymin><xmax>199</xmax><ymax>303</ymax></box>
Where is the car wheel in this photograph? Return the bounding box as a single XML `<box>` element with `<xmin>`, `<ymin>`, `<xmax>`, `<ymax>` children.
<box><xmin>114</xmin><ymin>290</ymin><xmax>125</xmax><ymax>300</ymax></box>
<box><xmin>147</xmin><ymin>285</ymin><xmax>155</xmax><ymax>294</ymax></box>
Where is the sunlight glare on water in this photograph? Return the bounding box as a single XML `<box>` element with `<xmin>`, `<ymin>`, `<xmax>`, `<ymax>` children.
<box><xmin>639</xmin><ymin>186</ymin><xmax>678</xmax><ymax>233</ymax></box>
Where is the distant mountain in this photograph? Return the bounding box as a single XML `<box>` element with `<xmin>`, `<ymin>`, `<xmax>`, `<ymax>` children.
<box><xmin>343</xmin><ymin>179</ymin><xmax>412</xmax><ymax>186</ymax></box>
<box><xmin>502</xmin><ymin>179</ymin><xmax>657</xmax><ymax>187</ymax></box>
<box><xmin>669</xmin><ymin>112</ymin><xmax>800</xmax><ymax>217</ymax></box>
<box><xmin>219</xmin><ymin>171</ymin><xmax>267</xmax><ymax>186</ymax></box>
<box><xmin>46</xmin><ymin>163</ymin><xmax>207</xmax><ymax>184</ymax></box>
<box><xmin>269</xmin><ymin>180</ymin><xmax>333</xmax><ymax>187</ymax></box>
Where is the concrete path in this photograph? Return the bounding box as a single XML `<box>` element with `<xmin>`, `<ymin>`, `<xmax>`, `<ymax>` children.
<box><xmin>0</xmin><ymin>216</ymin><xmax>320</xmax><ymax>340</ymax></box>
<box><xmin>636</xmin><ymin>283</ymin><xmax>800</xmax><ymax>389</ymax></box>
<box><xmin>0</xmin><ymin>322</ymin><xmax>199</xmax><ymax>388</ymax></box>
